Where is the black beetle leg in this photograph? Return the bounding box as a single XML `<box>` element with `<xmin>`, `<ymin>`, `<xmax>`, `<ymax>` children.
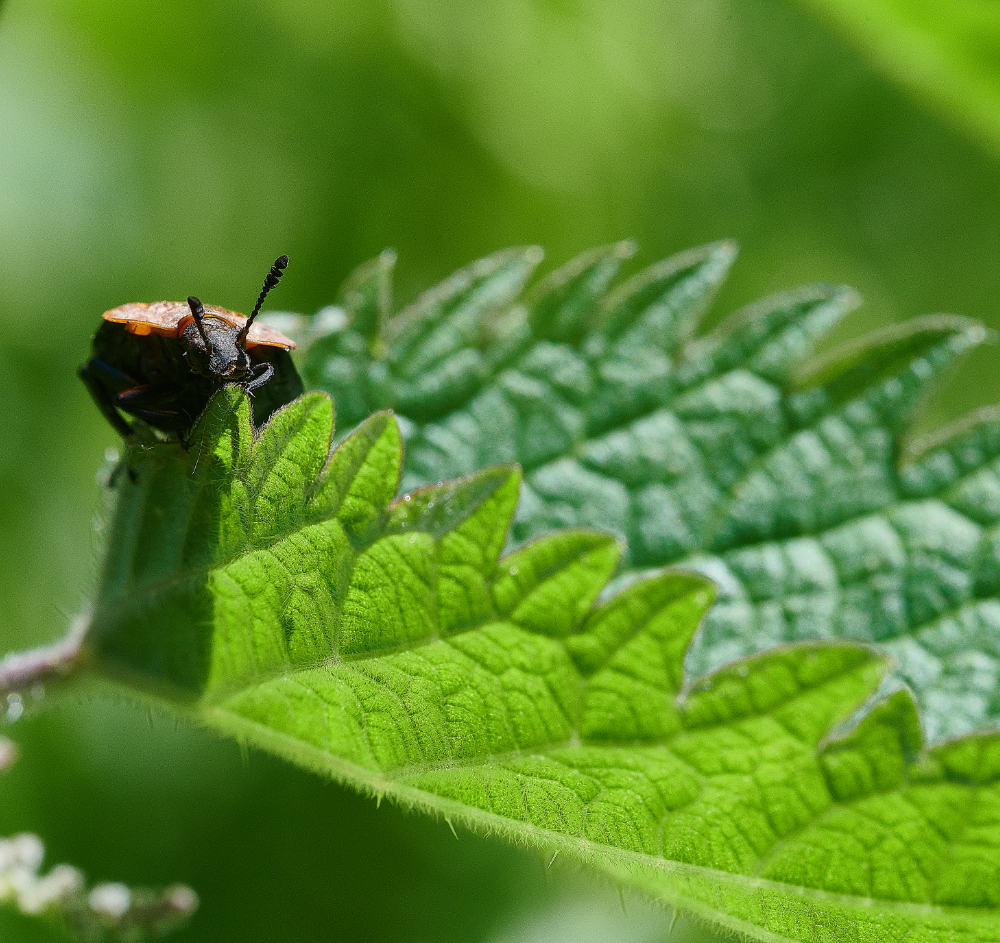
<box><xmin>115</xmin><ymin>386</ymin><xmax>186</xmax><ymax>431</ymax></box>
<box><xmin>79</xmin><ymin>361</ymin><xmax>137</xmax><ymax>439</ymax></box>
<box><xmin>243</xmin><ymin>361</ymin><xmax>275</xmax><ymax>395</ymax></box>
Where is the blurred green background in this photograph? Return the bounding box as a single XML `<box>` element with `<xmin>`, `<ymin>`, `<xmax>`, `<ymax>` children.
<box><xmin>3</xmin><ymin>0</ymin><xmax>1000</xmax><ymax>940</ymax></box>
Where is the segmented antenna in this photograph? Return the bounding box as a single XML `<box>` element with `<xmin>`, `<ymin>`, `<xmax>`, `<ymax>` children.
<box><xmin>187</xmin><ymin>296</ymin><xmax>211</xmax><ymax>349</ymax></box>
<box><xmin>238</xmin><ymin>255</ymin><xmax>289</xmax><ymax>347</ymax></box>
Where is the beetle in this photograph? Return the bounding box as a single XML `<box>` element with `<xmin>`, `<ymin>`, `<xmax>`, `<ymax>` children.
<box><xmin>80</xmin><ymin>255</ymin><xmax>303</xmax><ymax>443</ymax></box>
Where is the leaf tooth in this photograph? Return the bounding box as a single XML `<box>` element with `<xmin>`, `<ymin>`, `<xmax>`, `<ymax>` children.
<box><xmin>338</xmin><ymin>530</ymin><xmax>438</xmax><ymax>658</ymax></box>
<box><xmin>332</xmin><ymin>460</ymin><xmax>523</xmax><ymax>659</ymax></box>
<box><xmin>901</xmin><ymin>404</ymin><xmax>1000</xmax><ymax>502</ymax></box>
<box><xmin>247</xmin><ymin>393</ymin><xmax>335</xmax><ymax>544</ymax></box>
<box><xmin>527</xmin><ymin>241</ymin><xmax>635</xmax><ymax>345</ymax></box>
<box><xmin>135</xmin><ymin>389</ymin><xmax>255</xmax><ymax>583</ymax></box>
<box><xmin>594</xmin><ymin>240</ymin><xmax>737</xmax><ymax>353</ymax></box>
<box><xmin>313</xmin><ymin>411</ymin><xmax>401</xmax><ymax>541</ymax></box>
<box><xmin>700</xmin><ymin>318</ymin><xmax>987</xmax><ymax>553</ymax></box>
<box><xmin>572</xmin><ymin>571</ymin><xmax>714</xmax><ymax>743</ymax></box>
<box><xmin>819</xmin><ymin>686</ymin><xmax>923</xmax><ymax>801</ymax></box>
<box><xmin>391</xmin><ymin>348</ymin><xmax>489</xmax><ymax>423</ymax></box>
<box><xmin>432</xmin><ymin>469</ymin><xmax>521</xmax><ymax>635</ymax></box>
<box><xmin>386</xmin><ymin>465</ymin><xmax>520</xmax><ymax>548</ymax></box>
<box><xmin>682</xmin><ymin>283</ymin><xmax>860</xmax><ymax>389</ymax></box>
<box><xmin>189</xmin><ymin>386</ymin><xmax>255</xmax><ymax>461</ymax></box>
<box><xmin>927</xmin><ymin>728</ymin><xmax>1000</xmax><ymax>785</ymax></box>
<box><xmin>790</xmin><ymin>315</ymin><xmax>987</xmax><ymax>432</ymax></box>
<box><xmin>384</xmin><ymin>246</ymin><xmax>542</xmax><ymax>378</ymax></box>
<box><xmin>337</xmin><ymin>249</ymin><xmax>396</xmax><ymax>343</ymax></box>
<box><xmin>568</xmin><ymin>570</ymin><xmax>714</xmax><ymax>683</ymax></box>
<box><xmin>682</xmin><ymin>642</ymin><xmax>888</xmax><ymax>747</ymax></box>
<box><xmin>492</xmin><ymin>530</ymin><xmax>621</xmax><ymax>637</ymax></box>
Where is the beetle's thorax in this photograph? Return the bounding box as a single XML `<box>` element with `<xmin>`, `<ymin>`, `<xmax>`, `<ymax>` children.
<box><xmin>180</xmin><ymin>317</ymin><xmax>251</xmax><ymax>382</ymax></box>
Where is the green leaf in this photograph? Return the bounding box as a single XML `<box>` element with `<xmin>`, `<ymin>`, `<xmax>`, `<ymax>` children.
<box><xmin>791</xmin><ymin>0</ymin><xmax>1000</xmax><ymax>156</ymax></box>
<box><xmin>83</xmin><ymin>390</ymin><xmax>1000</xmax><ymax>942</ymax></box>
<box><xmin>304</xmin><ymin>246</ymin><xmax>543</xmax><ymax>429</ymax></box>
<box><xmin>301</xmin><ymin>243</ymin><xmax>998</xmax><ymax>743</ymax></box>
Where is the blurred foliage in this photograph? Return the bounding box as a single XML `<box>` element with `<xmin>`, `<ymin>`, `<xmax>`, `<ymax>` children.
<box><xmin>794</xmin><ymin>0</ymin><xmax>1000</xmax><ymax>155</ymax></box>
<box><xmin>3</xmin><ymin>0</ymin><xmax>1000</xmax><ymax>941</ymax></box>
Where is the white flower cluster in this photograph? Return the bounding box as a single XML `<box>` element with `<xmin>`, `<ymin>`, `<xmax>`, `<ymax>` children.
<box><xmin>0</xmin><ymin>833</ymin><xmax>82</xmax><ymax>914</ymax></box>
<box><xmin>0</xmin><ymin>830</ymin><xmax>198</xmax><ymax>935</ymax></box>
<box><xmin>0</xmin><ymin>738</ymin><xmax>197</xmax><ymax>938</ymax></box>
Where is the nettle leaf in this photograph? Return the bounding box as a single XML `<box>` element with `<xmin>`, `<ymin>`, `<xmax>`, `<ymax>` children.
<box><xmin>301</xmin><ymin>243</ymin><xmax>999</xmax><ymax>742</ymax></box>
<box><xmin>84</xmin><ymin>390</ymin><xmax>1000</xmax><ymax>943</ymax></box>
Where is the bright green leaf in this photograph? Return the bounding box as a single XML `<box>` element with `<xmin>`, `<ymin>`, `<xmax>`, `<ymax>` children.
<box><xmin>82</xmin><ymin>390</ymin><xmax>1000</xmax><ymax>942</ymax></box>
<box><xmin>301</xmin><ymin>244</ymin><xmax>1000</xmax><ymax>743</ymax></box>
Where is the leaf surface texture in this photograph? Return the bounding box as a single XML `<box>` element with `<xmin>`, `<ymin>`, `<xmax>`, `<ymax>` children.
<box><xmin>87</xmin><ymin>389</ymin><xmax>1000</xmax><ymax>942</ymax></box>
<box><xmin>302</xmin><ymin>243</ymin><xmax>1000</xmax><ymax>743</ymax></box>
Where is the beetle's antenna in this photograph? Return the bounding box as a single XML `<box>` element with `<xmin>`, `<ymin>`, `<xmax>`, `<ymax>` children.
<box><xmin>238</xmin><ymin>255</ymin><xmax>289</xmax><ymax>348</ymax></box>
<box><xmin>187</xmin><ymin>296</ymin><xmax>212</xmax><ymax>351</ymax></box>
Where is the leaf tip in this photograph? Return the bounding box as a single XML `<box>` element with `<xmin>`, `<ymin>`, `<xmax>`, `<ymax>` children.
<box><xmin>706</xmin><ymin>237</ymin><xmax>738</xmax><ymax>265</ymax></box>
<box><xmin>613</xmin><ymin>239</ymin><xmax>637</xmax><ymax>260</ymax></box>
<box><xmin>683</xmin><ymin>641</ymin><xmax>889</xmax><ymax>739</ymax></box>
<box><xmin>525</xmin><ymin>245</ymin><xmax>545</xmax><ymax>266</ymax></box>
<box><xmin>819</xmin><ymin>682</ymin><xmax>924</xmax><ymax>800</ymax></box>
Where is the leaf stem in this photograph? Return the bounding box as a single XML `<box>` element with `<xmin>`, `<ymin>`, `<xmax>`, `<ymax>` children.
<box><xmin>0</xmin><ymin>617</ymin><xmax>87</xmax><ymax>695</ymax></box>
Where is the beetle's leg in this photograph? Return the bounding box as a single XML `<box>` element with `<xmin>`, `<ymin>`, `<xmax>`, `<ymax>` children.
<box><xmin>123</xmin><ymin>406</ymin><xmax>183</xmax><ymax>424</ymax></box>
<box><xmin>115</xmin><ymin>386</ymin><xmax>180</xmax><ymax>416</ymax></box>
<box><xmin>83</xmin><ymin>361</ymin><xmax>180</xmax><ymax>436</ymax></box>
<box><xmin>113</xmin><ymin>385</ymin><xmax>189</xmax><ymax>434</ymax></box>
<box><xmin>115</xmin><ymin>384</ymin><xmax>163</xmax><ymax>404</ymax></box>
<box><xmin>79</xmin><ymin>361</ymin><xmax>136</xmax><ymax>438</ymax></box>
<box><xmin>84</xmin><ymin>358</ymin><xmax>150</xmax><ymax>395</ymax></box>
<box><xmin>242</xmin><ymin>361</ymin><xmax>275</xmax><ymax>395</ymax></box>
<box><xmin>118</xmin><ymin>402</ymin><xmax>183</xmax><ymax>426</ymax></box>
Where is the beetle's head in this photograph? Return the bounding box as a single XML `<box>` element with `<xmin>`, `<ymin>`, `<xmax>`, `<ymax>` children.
<box><xmin>181</xmin><ymin>257</ymin><xmax>288</xmax><ymax>385</ymax></box>
<box><xmin>180</xmin><ymin>305</ymin><xmax>251</xmax><ymax>381</ymax></box>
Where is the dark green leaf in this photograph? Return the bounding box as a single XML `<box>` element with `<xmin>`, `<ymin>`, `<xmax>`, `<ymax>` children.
<box><xmin>303</xmin><ymin>243</ymin><xmax>997</xmax><ymax>742</ymax></box>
